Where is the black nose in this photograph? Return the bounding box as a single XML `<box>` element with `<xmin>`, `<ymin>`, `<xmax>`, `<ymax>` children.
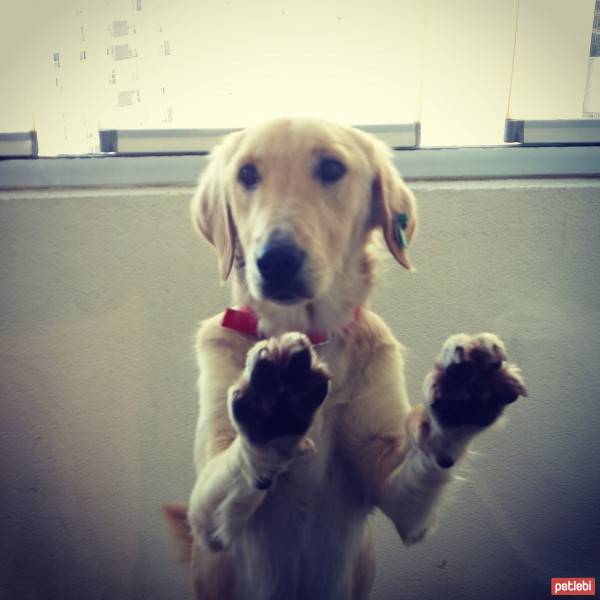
<box><xmin>256</xmin><ymin>237</ymin><xmax>306</xmax><ymax>287</ymax></box>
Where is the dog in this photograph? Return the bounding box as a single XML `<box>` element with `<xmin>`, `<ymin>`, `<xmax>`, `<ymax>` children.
<box><xmin>163</xmin><ymin>117</ymin><xmax>527</xmax><ymax>600</ymax></box>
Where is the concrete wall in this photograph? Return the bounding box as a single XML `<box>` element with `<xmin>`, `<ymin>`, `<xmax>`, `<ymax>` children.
<box><xmin>1</xmin><ymin>179</ymin><xmax>599</xmax><ymax>600</ymax></box>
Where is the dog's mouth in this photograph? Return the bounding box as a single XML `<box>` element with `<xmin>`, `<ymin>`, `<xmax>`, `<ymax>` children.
<box><xmin>260</xmin><ymin>281</ymin><xmax>313</xmax><ymax>305</ymax></box>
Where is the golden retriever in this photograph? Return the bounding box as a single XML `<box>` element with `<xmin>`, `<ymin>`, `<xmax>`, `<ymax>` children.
<box><xmin>164</xmin><ymin>117</ymin><xmax>527</xmax><ymax>600</ymax></box>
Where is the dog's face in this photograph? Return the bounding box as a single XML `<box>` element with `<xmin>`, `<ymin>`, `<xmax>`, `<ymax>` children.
<box><xmin>192</xmin><ymin>118</ymin><xmax>417</xmax><ymax>305</ymax></box>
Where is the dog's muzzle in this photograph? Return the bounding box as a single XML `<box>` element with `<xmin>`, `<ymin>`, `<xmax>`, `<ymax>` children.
<box><xmin>255</xmin><ymin>233</ymin><xmax>311</xmax><ymax>303</ymax></box>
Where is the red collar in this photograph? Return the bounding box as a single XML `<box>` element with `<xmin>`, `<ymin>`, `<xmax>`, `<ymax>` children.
<box><xmin>221</xmin><ymin>305</ymin><xmax>361</xmax><ymax>346</ymax></box>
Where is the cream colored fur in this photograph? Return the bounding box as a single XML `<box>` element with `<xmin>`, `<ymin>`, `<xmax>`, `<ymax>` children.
<box><xmin>164</xmin><ymin>118</ymin><xmax>526</xmax><ymax>600</ymax></box>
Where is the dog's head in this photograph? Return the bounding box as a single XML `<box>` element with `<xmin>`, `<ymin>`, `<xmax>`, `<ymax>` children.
<box><xmin>191</xmin><ymin>118</ymin><xmax>417</xmax><ymax>305</ymax></box>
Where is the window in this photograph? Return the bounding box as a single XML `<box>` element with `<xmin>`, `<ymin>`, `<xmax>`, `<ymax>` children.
<box><xmin>0</xmin><ymin>0</ymin><xmax>597</xmax><ymax>156</ymax></box>
<box><xmin>584</xmin><ymin>0</ymin><xmax>600</xmax><ymax>116</ymax></box>
<box><xmin>508</xmin><ymin>0</ymin><xmax>595</xmax><ymax>120</ymax></box>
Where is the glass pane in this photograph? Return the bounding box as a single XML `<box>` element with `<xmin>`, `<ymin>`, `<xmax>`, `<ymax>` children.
<box><xmin>0</xmin><ymin>2</ymin><xmax>42</xmax><ymax>134</ymax></box>
<box><xmin>584</xmin><ymin>0</ymin><xmax>600</xmax><ymax>116</ymax></box>
<box><xmin>2</xmin><ymin>0</ymin><xmax>425</xmax><ymax>155</ymax></box>
<box><xmin>508</xmin><ymin>0</ymin><xmax>596</xmax><ymax>119</ymax></box>
<box><xmin>162</xmin><ymin>0</ymin><xmax>424</xmax><ymax>129</ymax></box>
<box><xmin>420</xmin><ymin>0</ymin><xmax>518</xmax><ymax>146</ymax></box>
<box><xmin>4</xmin><ymin>0</ymin><xmax>596</xmax><ymax>154</ymax></box>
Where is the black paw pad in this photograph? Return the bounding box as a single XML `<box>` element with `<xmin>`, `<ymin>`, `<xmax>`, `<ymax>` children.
<box><xmin>284</xmin><ymin>346</ymin><xmax>312</xmax><ymax>383</ymax></box>
<box><xmin>305</xmin><ymin>378</ymin><xmax>329</xmax><ymax>410</ymax></box>
<box><xmin>255</xmin><ymin>477</ymin><xmax>273</xmax><ymax>490</ymax></box>
<box><xmin>250</xmin><ymin>354</ymin><xmax>278</xmax><ymax>391</ymax></box>
<box><xmin>232</xmin><ymin>343</ymin><xmax>330</xmax><ymax>445</ymax></box>
<box><xmin>436</xmin><ymin>454</ymin><xmax>455</xmax><ymax>469</ymax></box>
<box><xmin>432</xmin><ymin>362</ymin><xmax>507</xmax><ymax>428</ymax></box>
<box><xmin>204</xmin><ymin>530</ymin><xmax>224</xmax><ymax>552</ymax></box>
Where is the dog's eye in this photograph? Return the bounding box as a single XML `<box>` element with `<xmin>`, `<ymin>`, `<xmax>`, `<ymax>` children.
<box><xmin>315</xmin><ymin>157</ymin><xmax>346</xmax><ymax>185</ymax></box>
<box><xmin>238</xmin><ymin>164</ymin><xmax>260</xmax><ymax>189</ymax></box>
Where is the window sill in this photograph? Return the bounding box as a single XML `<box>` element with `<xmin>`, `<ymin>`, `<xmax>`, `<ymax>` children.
<box><xmin>0</xmin><ymin>145</ymin><xmax>599</xmax><ymax>190</ymax></box>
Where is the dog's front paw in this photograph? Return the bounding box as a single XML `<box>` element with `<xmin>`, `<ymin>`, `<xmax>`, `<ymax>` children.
<box><xmin>425</xmin><ymin>332</ymin><xmax>527</xmax><ymax>430</ymax></box>
<box><xmin>229</xmin><ymin>333</ymin><xmax>331</xmax><ymax>446</ymax></box>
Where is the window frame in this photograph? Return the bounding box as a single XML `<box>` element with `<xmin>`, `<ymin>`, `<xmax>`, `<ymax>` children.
<box><xmin>1</xmin><ymin>143</ymin><xmax>599</xmax><ymax>190</ymax></box>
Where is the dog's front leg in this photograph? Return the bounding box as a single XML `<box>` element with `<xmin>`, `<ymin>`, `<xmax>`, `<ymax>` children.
<box><xmin>188</xmin><ymin>333</ymin><xmax>330</xmax><ymax>551</ymax></box>
<box><xmin>377</xmin><ymin>333</ymin><xmax>527</xmax><ymax>544</ymax></box>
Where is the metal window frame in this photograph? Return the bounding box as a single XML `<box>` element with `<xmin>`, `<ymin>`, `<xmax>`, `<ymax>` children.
<box><xmin>504</xmin><ymin>119</ymin><xmax>600</xmax><ymax>145</ymax></box>
<box><xmin>99</xmin><ymin>128</ymin><xmax>238</xmax><ymax>155</ymax></box>
<box><xmin>98</xmin><ymin>123</ymin><xmax>420</xmax><ymax>155</ymax></box>
<box><xmin>0</xmin><ymin>132</ymin><xmax>38</xmax><ymax>158</ymax></box>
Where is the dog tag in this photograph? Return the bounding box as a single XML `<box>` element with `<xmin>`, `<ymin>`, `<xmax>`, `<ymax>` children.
<box><xmin>394</xmin><ymin>212</ymin><xmax>409</xmax><ymax>249</ymax></box>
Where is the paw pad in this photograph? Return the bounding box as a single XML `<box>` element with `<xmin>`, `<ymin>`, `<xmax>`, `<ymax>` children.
<box><xmin>231</xmin><ymin>334</ymin><xmax>330</xmax><ymax>445</ymax></box>
<box><xmin>428</xmin><ymin>333</ymin><xmax>526</xmax><ymax>429</ymax></box>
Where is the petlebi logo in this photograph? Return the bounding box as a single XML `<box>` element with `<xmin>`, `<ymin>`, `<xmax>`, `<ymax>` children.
<box><xmin>551</xmin><ymin>578</ymin><xmax>596</xmax><ymax>596</ymax></box>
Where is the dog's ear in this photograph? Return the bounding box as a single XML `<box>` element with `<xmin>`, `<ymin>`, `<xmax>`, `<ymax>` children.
<box><xmin>370</xmin><ymin>141</ymin><xmax>418</xmax><ymax>271</ymax></box>
<box><xmin>191</xmin><ymin>130</ymin><xmax>244</xmax><ymax>280</ymax></box>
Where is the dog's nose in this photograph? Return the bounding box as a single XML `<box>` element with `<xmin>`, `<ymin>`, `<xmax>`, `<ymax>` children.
<box><xmin>256</xmin><ymin>237</ymin><xmax>306</xmax><ymax>286</ymax></box>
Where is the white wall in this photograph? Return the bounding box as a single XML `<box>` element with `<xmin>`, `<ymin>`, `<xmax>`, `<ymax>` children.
<box><xmin>1</xmin><ymin>179</ymin><xmax>599</xmax><ymax>600</ymax></box>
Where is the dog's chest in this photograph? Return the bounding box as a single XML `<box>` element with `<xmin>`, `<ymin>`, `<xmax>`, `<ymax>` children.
<box><xmin>233</xmin><ymin>415</ymin><xmax>365</xmax><ymax>600</ymax></box>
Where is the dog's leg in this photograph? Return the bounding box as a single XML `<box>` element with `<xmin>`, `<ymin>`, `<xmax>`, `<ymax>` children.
<box><xmin>188</xmin><ymin>332</ymin><xmax>330</xmax><ymax>551</ymax></box>
<box><xmin>378</xmin><ymin>333</ymin><xmax>527</xmax><ymax>544</ymax></box>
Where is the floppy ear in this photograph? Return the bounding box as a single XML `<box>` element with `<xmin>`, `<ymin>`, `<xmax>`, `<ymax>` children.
<box><xmin>370</xmin><ymin>142</ymin><xmax>418</xmax><ymax>271</ymax></box>
<box><xmin>190</xmin><ymin>131</ymin><xmax>244</xmax><ymax>280</ymax></box>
